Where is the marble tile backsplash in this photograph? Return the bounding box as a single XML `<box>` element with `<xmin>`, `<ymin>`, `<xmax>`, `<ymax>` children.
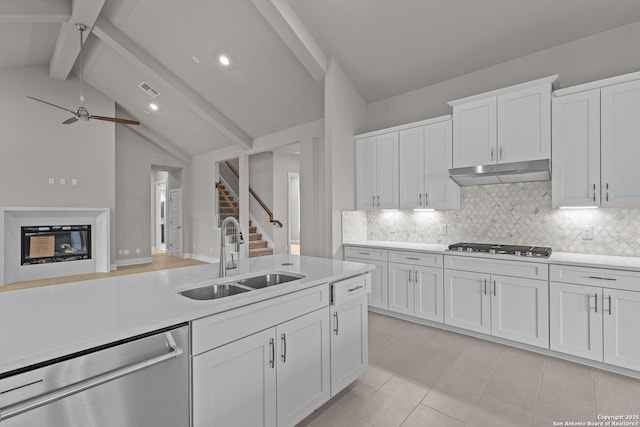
<box><xmin>343</xmin><ymin>182</ymin><xmax>640</xmax><ymax>257</ymax></box>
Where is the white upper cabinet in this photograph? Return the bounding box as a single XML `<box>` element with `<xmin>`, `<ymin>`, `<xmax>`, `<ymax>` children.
<box><xmin>449</xmin><ymin>75</ymin><xmax>557</xmax><ymax>168</ymax></box>
<box><xmin>552</xmin><ymin>89</ymin><xmax>601</xmax><ymax>207</ymax></box>
<box><xmin>355</xmin><ymin>132</ymin><xmax>399</xmax><ymax>210</ymax></box>
<box><xmin>399</xmin><ymin>118</ymin><xmax>459</xmax><ymax>209</ymax></box>
<box><xmin>552</xmin><ymin>72</ymin><xmax>640</xmax><ymax>207</ymax></box>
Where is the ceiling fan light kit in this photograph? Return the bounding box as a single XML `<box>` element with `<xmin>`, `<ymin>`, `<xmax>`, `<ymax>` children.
<box><xmin>26</xmin><ymin>23</ymin><xmax>140</xmax><ymax>126</ymax></box>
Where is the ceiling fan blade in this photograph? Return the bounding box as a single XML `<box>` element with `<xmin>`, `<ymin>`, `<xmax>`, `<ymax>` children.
<box><xmin>90</xmin><ymin>115</ymin><xmax>140</xmax><ymax>125</ymax></box>
<box><xmin>63</xmin><ymin>117</ymin><xmax>79</xmax><ymax>125</ymax></box>
<box><xmin>26</xmin><ymin>96</ymin><xmax>76</xmax><ymax>115</ymax></box>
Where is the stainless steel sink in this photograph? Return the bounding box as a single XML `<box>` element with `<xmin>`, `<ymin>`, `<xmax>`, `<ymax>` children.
<box><xmin>237</xmin><ymin>273</ymin><xmax>304</xmax><ymax>289</ymax></box>
<box><xmin>179</xmin><ymin>283</ymin><xmax>250</xmax><ymax>300</ymax></box>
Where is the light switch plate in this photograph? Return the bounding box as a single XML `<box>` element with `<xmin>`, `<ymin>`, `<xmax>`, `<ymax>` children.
<box><xmin>581</xmin><ymin>226</ymin><xmax>594</xmax><ymax>240</ymax></box>
<box><xmin>59</xmin><ymin>178</ymin><xmax>65</xmax><ymax>185</ymax></box>
<box><xmin>48</xmin><ymin>178</ymin><xmax>55</xmax><ymax>185</ymax></box>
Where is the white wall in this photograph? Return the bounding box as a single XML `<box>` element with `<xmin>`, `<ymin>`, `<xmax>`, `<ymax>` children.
<box><xmin>366</xmin><ymin>20</ymin><xmax>640</xmax><ymax>132</ymax></box>
<box><xmin>323</xmin><ymin>58</ymin><xmax>367</xmax><ymax>259</ymax></box>
<box><xmin>189</xmin><ymin>150</ymin><xmax>220</xmax><ymax>261</ymax></box>
<box><xmin>115</xmin><ymin>123</ymin><xmax>187</xmax><ymax>263</ymax></box>
<box><xmin>249</xmin><ymin>152</ymin><xmax>274</xmax><ymax>242</ymax></box>
<box><xmin>272</xmin><ymin>152</ymin><xmax>299</xmax><ymax>253</ymax></box>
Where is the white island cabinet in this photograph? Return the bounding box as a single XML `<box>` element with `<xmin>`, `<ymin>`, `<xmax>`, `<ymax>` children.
<box><xmin>444</xmin><ymin>255</ymin><xmax>549</xmax><ymax>348</ymax></box>
<box><xmin>550</xmin><ymin>264</ymin><xmax>640</xmax><ymax>371</ymax></box>
<box><xmin>345</xmin><ymin>246</ymin><xmax>389</xmax><ymax>310</ymax></box>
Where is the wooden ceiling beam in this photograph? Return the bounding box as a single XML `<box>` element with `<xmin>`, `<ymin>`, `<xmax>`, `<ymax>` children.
<box><xmin>92</xmin><ymin>16</ymin><xmax>253</xmax><ymax>151</ymax></box>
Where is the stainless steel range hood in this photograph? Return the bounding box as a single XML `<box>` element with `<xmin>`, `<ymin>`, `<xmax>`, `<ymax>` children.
<box><xmin>448</xmin><ymin>159</ymin><xmax>551</xmax><ymax>186</ymax></box>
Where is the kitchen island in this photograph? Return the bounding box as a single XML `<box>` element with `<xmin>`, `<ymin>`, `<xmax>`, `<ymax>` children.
<box><xmin>0</xmin><ymin>254</ymin><xmax>373</xmax><ymax>427</ymax></box>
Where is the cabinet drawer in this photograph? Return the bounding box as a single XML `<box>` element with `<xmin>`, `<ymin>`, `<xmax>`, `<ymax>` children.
<box><xmin>344</xmin><ymin>246</ymin><xmax>388</xmax><ymax>262</ymax></box>
<box><xmin>550</xmin><ymin>264</ymin><xmax>640</xmax><ymax>291</ymax></box>
<box><xmin>445</xmin><ymin>255</ymin><xmax>548</xmax><ymax>280</ymax></box>
<box><xmin>389</xmin><ymin>250</ymin><xmax>443</xmax><ymax>267</ymax></box>
<box><xmin>332</xmin><ymin>273</ymin><xmax>370</xmax><ymax>306</ymax></box>
<box><xmin>192</xmin><ymin>284</ymin><xmax>330</xmax><ymax>355</ymax></box>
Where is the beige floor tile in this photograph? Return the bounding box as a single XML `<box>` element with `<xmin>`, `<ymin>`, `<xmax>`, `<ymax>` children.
<box><xmin>301</xmin><ymin>391</ymin><xmax>365</xmax><ymax>427</ymax></box>
<box><xmin>469</xmin><ymin>393</ymin><xmax>534</xmax><ymax>426</ymax></box>
<box><xmin>349</xmin><ymin>365</ymin><xmax>394</xmax><ymax>398</ymax></box>
<box><xmin>592</xmin><ymin>369</ymin><xmax>640</xmax><ymax>415</ymax></box>
<box><xmin>401</xmin><ymin>404</ymin><xmax>465</xmax><ymax>427</ymax></box>
<box><xmin>378</xmin><ymin>376</ymin><xmax>430</xmax><ymax>407</ymax></box>
<box><xmin>354</xmin><ymin>376</ymin><xmax>428</xmax><ymax>427</ymax></box>
<box><xmin>335</xmin><ymin>412</ymin><xmax>374</xmax><ymax>427</ymax></box>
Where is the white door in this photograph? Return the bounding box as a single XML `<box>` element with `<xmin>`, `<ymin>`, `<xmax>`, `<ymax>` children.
<box><xmin>497</xmin><ymin>84</ymin><xmax>551</xmax><ymax>163</ymax></box>
<box><xmin>355</xmin><ymin>138</ymin><xmax>376</xmax><ymax>209</ymax></box>
<box><xmin>551</xmin><ymin>90</ymin><xmax>601</xmax><ymax>207</ymax></box>
<box><xmin>388</xmin><ymin>263</ymin><xmax>414</xmax><ymax>315</ymax></box>
<box><xmin>549</xmin><ymin>282</ymin><xmax>603</xmax><ymax>361</ymax></box>
<box><xmin>414</xmin><ymin>265</ymin><xmax>444</xmax><ymax>323</ymax></box>
<box><xmin>192</xmin><ymin>328</ymin><xmax>277</xmax><ymax>427</ymax></box>
<box><xmin>452</xmin><ymin>97</ymin><xmax>497</xmax><ymax>167</ymax></box>
<box><xmin>330</xmin><ymin>297</ymin><xmax>368</xmax><ymax>396</ymax></box>
<box><xmin>276</xmin><ymin>308</ymin><xmax>330</xmax><ymax>427</ymax></box>
<box><xmin>491</xmin><ymin>275</ymin><xmax>549</xmax><ymax>348</ymax></box>
<box><xmin>155</xmin><ymin>180</ymin><xmax>167</xmax><ymax>251</ymax></box>
<box><xmin>603</xmin><ymin>288</ymin><xmax>640</xmax><ymax>371</ymax></box>
<box><xmin>425</xmin><ymin>120</ymin><xmax>458</xmax><ymax>209</ymax></box>
<box><xmin>346</xmin><ymin>257</ymin><xmax>388</xmax><ymax>310</ymax></box>
<box><xmin>444</xmin><ymin>269</ymin><xmax>491</xmax><ymax>334</ymax></box>
<box><xmin>375</xmin><ymin>132</ymin><xmax>399</xmax><ymax>209</ymax></box>
<box><xmin>601</xmin><ymin>79</ymin><xmax>640</xmax><ymax>206</ymax></box>
<box><xmin>168</xmin><ymin>188</ymin><xmax>183</xmax><ymax>257</ymax></box>
<box><xmin>399</xmin><ymin>127</ymin><xmax>424</xmax><ymax>209</ymax></box>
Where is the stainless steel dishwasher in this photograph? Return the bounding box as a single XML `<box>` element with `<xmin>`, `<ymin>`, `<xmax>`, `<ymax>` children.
<box><xmin>0</xmin><ymin>323</ymin><xmax>189</xmax><ymax>427</ymax></box>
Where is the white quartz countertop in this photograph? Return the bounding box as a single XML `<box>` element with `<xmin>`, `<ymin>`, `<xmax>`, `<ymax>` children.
<box><xmin>0</xmin><ymin>254</ymin><xmax>374</xmax><ymax>375</ymax></box>
<box><xmin>345</xmin><ymin>241</ymin><xmax>640</xmax><ymax>271</ymax></box>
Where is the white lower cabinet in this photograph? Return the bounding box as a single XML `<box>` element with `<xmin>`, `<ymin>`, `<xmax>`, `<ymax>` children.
<box><xmin>550</xmin><ymin>281</ymin><xmax>640</xmax><ymax>371</ymax></box>
<box><xmin>344</xmin><ymin>246</ymin><xmax>389</xmax><ymax>310</ymax></box>
<box><xmin>444</xmin><ymin>256</ymin><xmax>549</xmax><ymax>348</ymax></box>
<box><xmin>330</xmin><ymin>297</ymin><xmax>368</xmax><ymax>396</ymax></box>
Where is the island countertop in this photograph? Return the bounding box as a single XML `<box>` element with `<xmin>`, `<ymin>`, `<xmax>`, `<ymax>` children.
<box><xmin>0</xmin><ymin>254</ymin><xmax>374</xmax><ymax>375</ymax></box>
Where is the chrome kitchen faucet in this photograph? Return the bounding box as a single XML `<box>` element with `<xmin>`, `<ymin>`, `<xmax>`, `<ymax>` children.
<box><xmin>219</xmin><ymin>217</ymin><xmax>244</xmax><ymax>278</ymax></box>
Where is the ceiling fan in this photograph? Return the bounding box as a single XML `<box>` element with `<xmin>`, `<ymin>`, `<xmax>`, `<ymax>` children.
<box><xmin>27</xmin><ymin>23</ymin><xmax>140</xmax><ymax>126</ymax></box>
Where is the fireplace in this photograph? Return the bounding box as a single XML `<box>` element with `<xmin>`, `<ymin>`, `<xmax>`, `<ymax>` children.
<box><xmin>21</xmin><ymin>225</ymin><xmax>91</xmax><ymax>265</ymax></box>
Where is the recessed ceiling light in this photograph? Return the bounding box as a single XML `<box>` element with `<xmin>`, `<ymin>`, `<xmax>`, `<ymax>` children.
<box><xmin>218</xmin><ymin>54</ymin><xmax>231</xmax><ymax>67</ymax></box>
<box><xmin>149</xmin><ymin>103</ymin><xmax>159</xmax><ymax>111</ymax></box>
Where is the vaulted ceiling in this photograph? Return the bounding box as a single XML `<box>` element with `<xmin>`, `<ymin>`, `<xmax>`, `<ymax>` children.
<box><xmin>3</xmin><ymin>0</ymin><xmax>640</xmax><ymax>158</ymax></box>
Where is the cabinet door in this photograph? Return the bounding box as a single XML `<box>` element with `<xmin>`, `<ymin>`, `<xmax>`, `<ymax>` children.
<box><xmin>367</xmin><ymin>259</ymin><xmax>388</xmax><ymax>310</ymax></box>
<box><xmin>549</xmin><ymin>282</ymin><xmax>602</xmax><ymax>362</ymax></box>
<box><xmin>192</xmin><ymin>328</ymin><xmax>277</xmax><ymax>427</ymax></box>
<box><xmin>444</xmin><ymin>269</ymin><xmax>491</xmax><ymax>334</ymax></box>
<box><xmin>425</xmin><ymin>120</ymin><xmax>459</xmax><ymax>209</ymax></box>
<box><xmin>601</xmin><ymin>79</ymin><xmax>640</xmax><ymax>206</ymax></box>
<box><xmin>551</xmin><ymin>90</ymin><xmax>601</xmax><ymax>207</ymax></box>
<box><xmin>330</xmin><ymin>298</ymin><xmax>368</xmax><ymax>396</ymax></box>
<box><xmin>399</xmin><ymin>127</ymin><xmax>425</xmax><ymax>209</ymax></box>
<box><xmin>491</xmin><ymin>275</ymin><xmax>549</xmax><ymax>348</ymax></box>
<box><xmin>603</xmin><ymin>288</ymin><xmax>640</xmax><ymax>371</ymax></box>
<box><xmin>276</xmin><ymin>308</ymin><xmax>330</xmax><ymax>427</ymax></box>
<box><xmin>375</xmin><ymin>132</ymin><xmax>400</xmax><ymax>209</ymax></box>
<box><xmin>388</xmin><ymin>262</ymin><xmax>414</xmax><ymax>315</ymax></box>
<box><xmin>355</xmin><ymin>137</ymin><xmax>376</xmax><ymax>209</ymax></box>
<box><xmin>452</xmin><ymin>97</ymin><xmax>496</xmax><ymax>167</ymax></box>
<box><xmin>497</xmin><ymin>84</ymin><xmax>551</xmax><ymax>163</ymax></box>
<box><xmin>414</xmin><ymin>265</ymin><xmax>444</xmax><ymax>323</ymax></box>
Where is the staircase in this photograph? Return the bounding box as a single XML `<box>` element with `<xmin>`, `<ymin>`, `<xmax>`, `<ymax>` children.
<box><xmin>217</xmin><ymin>181</ymin><xmax>273</xmax><ymax>258</ymax></box>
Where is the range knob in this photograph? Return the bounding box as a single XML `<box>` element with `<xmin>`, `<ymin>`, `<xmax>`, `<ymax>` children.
<box><xmin>514</xmin><ymin>251</ymin><xmax>522</xmax><ymax>256</ymax></box>
<box><xmin>526</xmin><ymin>251</ymin><xmax>533</xmax><ymax>257</ymax></box>
<box><xmin>467</xmin><ymin>247</ymin><xmax>473</xmax><ymax>252</ymax></box>
<box><xmin>489</xmin><ymin>249</ymin><xmax>496</xmax><ymax>254</ymax></box>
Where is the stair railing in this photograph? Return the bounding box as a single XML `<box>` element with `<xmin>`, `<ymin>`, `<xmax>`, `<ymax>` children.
<box><xmin>224</xmin><ymin>161</ymin><xmax>283</xmax><ymax>228</ymax></box>
<box><xmin>216</xmin><ymin>179</ymin><xmax>239</xmax><ymax>226</ymax></box>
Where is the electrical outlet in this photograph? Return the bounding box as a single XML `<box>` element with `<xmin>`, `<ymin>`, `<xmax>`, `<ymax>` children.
<box><xmin>71</xmin><ymin>179</ymin><xmax>77</xmax><ymax>186</ymax></box>
<box><xmin>59</xmin><ymin>178</ymin><xmax>65</xmax><ymax>185</ymax></box>
<box><xmin>123</xmin><ymin>249</ymin><xmax>129</xmax><ymax>255</ymax></box>
<box><xmin>48</xmin><ymin>178</ymin><xmax>55</xmax><ymax>185</ymax></box>
<box><xmin>439</xmin><ymin>224</ymin><xmax>447</xmax><ymax>236</ymax></box>
<box><xmin>581</xmin><ymin>226</ymin><xmax>594</xmax><ymax>240</ymax></box>
<box><xmin>135</xmin><ymin>248</ymin><xmax>140</xmax><ymax>254</ymax></box>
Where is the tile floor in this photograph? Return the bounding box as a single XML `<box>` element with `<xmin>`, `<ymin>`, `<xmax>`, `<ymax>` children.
<box><xmin>298</xmin><ymin>312</ymin><xmax>640</xmax><ymax>427</ymax></box>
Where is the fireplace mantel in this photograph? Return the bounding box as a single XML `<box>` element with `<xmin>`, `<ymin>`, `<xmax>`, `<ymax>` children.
<box><xmin>1</xmin><ymin>208</ymin><xmax>110</xmax><ymax>286</ymax></box>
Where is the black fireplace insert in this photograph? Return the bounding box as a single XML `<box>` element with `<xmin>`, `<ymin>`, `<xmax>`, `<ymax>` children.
<box><xmin>21</xmin><ymin>225</ymin><xmax>91</xmax><ymax>265</ymax></box>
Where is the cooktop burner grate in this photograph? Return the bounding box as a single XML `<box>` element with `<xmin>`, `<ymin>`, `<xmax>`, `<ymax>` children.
<box><xmin>447</xmin><ymin>242</ymin><xmax>552</xmax><ymax>258</ymax></box>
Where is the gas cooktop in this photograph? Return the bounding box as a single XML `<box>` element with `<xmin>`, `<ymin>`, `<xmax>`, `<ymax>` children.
<box><xmin>447</xmin><ymin>242</ymin><xmax>552</xmax><ymax>258</ymax></box>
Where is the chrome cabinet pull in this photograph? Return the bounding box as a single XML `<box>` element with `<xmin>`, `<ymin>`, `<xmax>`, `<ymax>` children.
<box><xmin>269</xmin><ymin>338</ymin><xmax>275</xmax><ymax>368</ymax></box>
<box><xmin>406</xmin><ymin>257</ymin><xmax>421</xmax><ymax>261</ymax></box>
<box><xmin>592</xmin><ymin>184</ymin><xmax>596</xmax><ymax>202</ymax></box>
<box><xmin>334</xmin><ymin>312</ymin><xmax>339</xmax><ymax>335</ymax></box>
<box><xmin>372</xmin><ymin>195</ymin><xmax>375</xmax><ymax>206</ymax></box>
<box><xmin>377</xmin><ymin>195</ymin><xmax>380</xmax><ymax>207</ymax></box>
<box><xmin>607</xmin><ymin>295</ymin><xmax>612</xmax><ymax>315</ymax></box>
<box><xmin>606</xmin><ymin>183</ymin><xmax>609</xmax><ymax>202</ymax></box>
<box><xmin>419</xmin><ymin>193</ymin><xmax>422</xmax><ymax>206</ymax></box>
<box><xmin>0</xmin><ymin>332</ymin><xmax>183</xmax><ymax>422</ymax></box>
<box><xmin>425</xmin><ymin>193</ymin><xmax>428</xmax><ymax>205</ymax></box>
<box><xmin>281</xmin><ymin>333</ymin><xmax>287</xmax><ymax>363</ymax></box>
<box><xmin>358</xmin><ymin>252</ymin><xmax>370</xmax><ymax>256</ymax></box>
<box><xmin>483</xmin><ymin>279</ymin><xmax>487</xmax><ymax>295</ymax></box>
<box><xmin>594</xmin><ymin>293</ymin><xmax>598</xmax><ymax>313</ymax></box>
<box><xmin>348</xmin><ymin>285</ymin><xmax>364</xmax><ymax>292</ymax></box>
<box><xmin>587</xmin><ymin>275</ymin><xmax>617</xmax><ymax>281</ymax></box>
<box><xmin>490</xmin><ymin>147</ymin><xmax>494</xmax><ymax>161</ymax></box>
<box><xmin>408</xmin><ymin>269</ymin><xmax>412</xmax><ymax>283</ymax></box>
<box><xmin>499</xmin><ymin>146</ymin><xmax>503</xmax><ymax>161</ymax></box>
<box><xmin>493</xmin><ymin>280</ymin><xmax>497</xmax><ymax>296</ymax></box>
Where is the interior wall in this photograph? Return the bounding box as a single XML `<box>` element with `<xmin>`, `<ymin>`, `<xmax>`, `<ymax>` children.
<box><xmin>365</xmin><ymin>20</ymin><xmax>640</xmax><ymax>132</ymax></box>
<box><xmin>249</xmin><ymin>152</ymin><xmax>274</xmax><ymax>242</ymax></box>
<box><xmin>324</xmin><ymin>58</ymin><xmax>367</xmax><ymax>259</ymax></box>
<box><xmin>190</xmin><ymin>150</ymin><xmax>219</xmax><ymax>261</ymax></box>
<box><xmin>0</xmin><ymin>65</ymin><xmax>116</xmax><ymax>264</ymax></box>
<box><xmin>115</xmin><ymin>123</ymin><xmax>187</xmax><ymax>264</ymax></box>
<box><xmin>272</xmin><ymin>152</ymin><xmax>299</xmax><ymax>253</ymax></box>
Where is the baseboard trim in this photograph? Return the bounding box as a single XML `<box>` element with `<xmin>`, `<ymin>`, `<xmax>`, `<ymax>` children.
<box><xmin>116</xmin><ymin>257</ymin><xmax>153</xmax><ymax>267</ymax></box>
<box><xmin>188</xmin><ymin>253</ymin><xmax>217</xmax><ymax>264</ymax></box>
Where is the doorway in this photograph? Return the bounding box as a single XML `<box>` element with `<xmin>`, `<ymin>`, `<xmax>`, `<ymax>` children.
<box><xmin>288</xmin><ymin>172</ymin><xmax>300</xmax><ymax>255</ymax></box>
<box><xmin>168</xmin><ymin>188</ymin><xmax>183</xmax><ymax>257</ymax></box>
<box><xmin>155</xmin><ymin>180</ymin><xmax>167</xmax><ymax>252</ymax></box>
